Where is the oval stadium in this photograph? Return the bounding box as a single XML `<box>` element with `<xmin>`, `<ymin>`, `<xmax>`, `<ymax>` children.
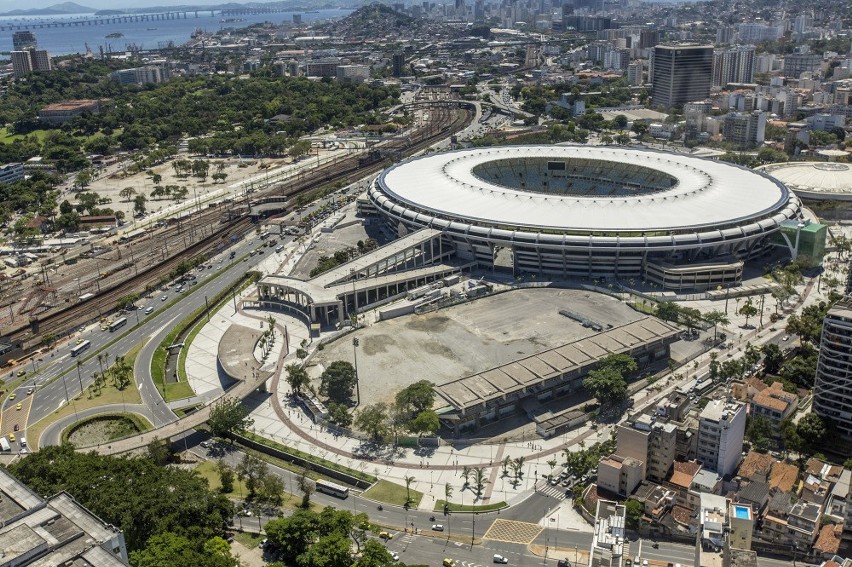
<box><xmin>366</xmin><ymin>145</ymin><xmax>804</xmax><ymax>290</ymax></box>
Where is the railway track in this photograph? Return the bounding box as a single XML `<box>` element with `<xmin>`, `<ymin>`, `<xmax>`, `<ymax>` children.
<box><xmin>2</xmin><ymin>103</ymin><xmax>472</xmax><ymax>350</ymax></box>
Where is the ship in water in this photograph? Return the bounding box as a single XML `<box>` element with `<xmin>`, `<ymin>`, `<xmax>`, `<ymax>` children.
<box><xmin>105</xmin><ymin>32</ymin><xmax>124</xmax><ymax>38</ymax></box>
<box><xmin>219</xmin><ymin>18</ymin><xmax>245</xmax><ymax>23</ymax></box>
<box><xmin>146</xmin><ymin>27</ymin><xmax>158</xmax><ymax>31</ymax></box>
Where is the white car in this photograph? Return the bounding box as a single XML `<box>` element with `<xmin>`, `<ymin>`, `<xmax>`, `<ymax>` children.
<box><xmin>494</xmin><ymin>555</ymin><xmax>509</xmax><ymax>564</ymax></box>
<box><xmin>391</xmin><ymin>552</ymin><xmax>400</xmax><ymax>561</ymax></box>
<box><xmin>161</xmin><ymin>295</ymin><xmax>167</xmax><ymax>301</ymax></box>
<box><xmin>432</xmin><ymin>524</ymin><xmax>444</xmax><ymax>532</ymax></box>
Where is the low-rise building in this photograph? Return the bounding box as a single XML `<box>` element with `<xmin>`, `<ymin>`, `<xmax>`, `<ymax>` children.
<box><xmin>590</xmin><ymin>499</ymin><xmax>627</xmax><ymax>567</ymax></box>
<box><xmin>598</xmin><ymin>455</ymin><xmax>644</xmax><ymax>496</ymax></box>
<box><xmin>0</xmin><ymin>162</ymin><xmax>24</xmax><ymax>184</ymax></box>
<box><xmin>38</xmin><ymin>99</ymin><xmax>106</xmax><ymax>125</ymax></box>
<box><xmin>750</xmin><ymin>382</ymin><xmax>798</xmax><ymax>425</ymax></box>
<box><xmin>0</xmin><ymin>467</ymin><xmax>130</xmax><ymax>566</ymax></box>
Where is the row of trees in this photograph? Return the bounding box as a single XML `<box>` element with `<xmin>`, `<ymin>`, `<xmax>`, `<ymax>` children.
<box><xmin>353</xmin><ymin>380</ymin><xmax>441</xmax><ymax>442</ymax></box>
<box><xmin>263</xmin><ymin>507</ymin><xmax>401</xmax><ymax>567</ymax></box>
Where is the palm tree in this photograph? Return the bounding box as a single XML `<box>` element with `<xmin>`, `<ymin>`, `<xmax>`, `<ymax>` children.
<box><xmin>444</xmin><ymin>482</ymin><xmax>453</xmax><ymax>504</ymax></box>
<box><xmin>705</xmin><ymin>310</ymin><xmax>730</xmax><ymax>342</ymax></box>
<box><xmin>404</xmin><ymin>475</ymin><xmax>416</xmax><ymax>508</ymax></box>
<box><xmin>473</xmin><ymin>467</ymin><xmax>489</xmax><ymax>498</ymax></box>
<box><xmin>461</xmin><ymin>466</ymin><xmax>471</xmax><ymax>488</ymax></box>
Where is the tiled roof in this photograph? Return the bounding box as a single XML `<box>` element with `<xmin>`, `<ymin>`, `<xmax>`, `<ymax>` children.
<box><xmin>738</xmin><ymin>451</ymin><xmax>774</xmax><ymax>480</ymax></box>
<box><xmin>769</xmin><ymin>462</ymin><xmax>799</xmax><ymax>493</ymax></box>
<box><xmin>814</xmin><ymin>524</ymin><xmax>842</xmax><ymax>555</ymax></box>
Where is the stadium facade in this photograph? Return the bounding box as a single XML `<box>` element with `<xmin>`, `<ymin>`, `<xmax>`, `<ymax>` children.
<box><xmin>366</xmin><ymin>146</ymin><xmax>803</xmax><ymax>291</ymax></box>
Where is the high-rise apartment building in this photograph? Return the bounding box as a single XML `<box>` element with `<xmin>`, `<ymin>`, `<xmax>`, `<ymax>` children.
<box><xmin>392</xmin><ymin>52</ymin><xmax>406</xmax><ymax>77</ymax></box>
<box><xmin>722</xmin><ymin>110</ymin><xmax>766</xmax><ymax>149</ymax></box>
<box><xmin>12</xmin><ymin>30</ymin><xmax>37</xmax><ymax>51</ymax></box>
<box><xmin>11</xmin><ymin>48</ymin><xmax>52</xmax><ymax>78</ymax></box>
<box><xmin>697</xmin><ymin>399</ymin><xmax>746</xmax><ymax>476</ymax></box>
<box><xmin>627</xmin><ymin>62</ymin><xmax>643</xmax><ymax>86</ymax></box>
<box><xmin>814</xmin><ymin>301</ymin><xmax>852</xmax><ymax>440</ymax></box>
<box><xmin>783</xmin><ymin>52</ymin><xmax>823</xmax><ymax>78</ymax></box>
<box><xmin>712</xmin><ymin>45</ymin><xmax>756</xmax><ymax>87</ymax></box>
<box><xmin>651</xmin><ymin>45</ymin><xmax>713</xmax><ymax>108</ymax></box>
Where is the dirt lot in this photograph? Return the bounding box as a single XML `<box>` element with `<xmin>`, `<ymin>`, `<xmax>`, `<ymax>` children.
<box><xmin>309</xmin><ymin>287</ymin><xmax>643</xmax><ymax>405</ymax></box>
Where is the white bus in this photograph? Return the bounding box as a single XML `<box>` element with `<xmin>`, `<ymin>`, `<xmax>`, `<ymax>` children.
<box><xmin>70</xmin><ymin>340</ymin><xmax>91</xmax><ymax>357</ymax></box>
<box><xmin>109</xmin><ymin>317</ymin><xmax>128</xmax><ymax>332</ymax></box>
<box><xmin>315</xmin><ymin>479</ymin><xmax>350</xmax><ymax>499</ymax></box>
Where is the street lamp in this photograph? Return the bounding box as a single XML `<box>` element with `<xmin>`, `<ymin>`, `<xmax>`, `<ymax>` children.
<box><xmin>352</xmin><ymin>337</ymin><xmax>360</xmax><ymax>407</ymax></box>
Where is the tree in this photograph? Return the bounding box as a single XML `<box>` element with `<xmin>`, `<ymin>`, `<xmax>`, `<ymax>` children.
<box><xmin>355</xmin><ymin>539</ymin><xmax>396</xmax><ymax>567</ymax></box>
<box><xmin>705</xmin><ymin>310</ymin><xmax>730</xmax><ymax>342</ymax></box>
<box><xmin>408</xmin><ymin>409</ymin><xmax>440</xmax><ymax>436</ymax></box>
<box><xmin>265</xmin><ymin>509</ymin><xmax>319</xmax><ymax>561</ymax></box>
<box><xmin>119</xmin><ymin>186</ymin><xmax>137</xmax><ymax>201</ymax></box>
<box><xmin>473</xmin><ymin>467</ymin><xmax>489</xmax><ymax>497</ymax></box>
<box><xmin>299</xmin><ymin>532</ymin><xmax>353</xmax><ymax>567</ymax></box>
<box><xmin>134</xmin><ymin>194</ymin><xmax>147</xmax><ymax>215</ymax></box>
<box><xmin>583</xmin><ymin>366</ymin><xmax>628</xmax><ymax>405</ymax></box>
<box><xmin>130</xmin><ymin>532</ymin><xmax>235</xmax><ymax>567</ymax></box>
<box><xmin>285</xmin><ymin>364</ymin><xmax>310</xmax><ymax>394</ymax></box>
<box><xmin>739</xmin><ymin>298</ymin><xmax>758</xmax><ymax>327</ymax></box>
<box><xmin>395</xmin><ymin>380</ymin><xmax>435</xmax><ymax>414</ymax></box>
<box><xmin>746</xmin><ymin>415</ymin><xmax>773</xmax><ymax>453</ymax></box>
<box><xmin>9</xmin><ymin>445</ymin><xmax>234</xmax><ymax>552</ymax></box>
<box><xmin>257</xmin><ymin>471</ymin><xmax>286</xmax><ymax>508</ymax></box>
<box><xmin>354</xmin><ymin>403</ymin><xmax>390</xmax><ymax>442</ymax></box>
<box><xmin>217</xmin><ymin>461</ymin><xmax>235</xmax><ymax>493</ymax></box>
<box><xmin>320</xmin><ymin>360</ymin><xmax>357</xmax><ymax>403</ymax></box>
<box><xmin>762</xmin><ymin>343</ymin><xmax>784</xmax><ymax>374</ymax></box>
<box><xmin>151</xmin><ymin>173</ymin><xmax>162</xmax><ymax>185</ymax></box>
<box><xmin>655</xmin><ymin>301</ymin><xmax>679</xmax><ymax>322</ymax></box>
<box><xmin>797</xmin><ymin>413</ymin><xmax>827</xmax><ymax>450</ymax></box>
<box><xmin>625</xmin><ymin>499</ymin><xmax>643</xmax><ymax>529</ymax></box>
<box><xmin>461</xmin><ymin>465</ymin><xmax>472</xmax><ymax>488</ymax></box>
<box><xmin>404</xmin><ymin>475</ymin><xmax>416</xmax><ymax>507</ymax></box>
<box><xmin>147</xmin><ymin>437</ymin><xmax>170</xmax><ymax>465</ymax></box>
<box><xmin>780</xmin><ymin>418</ymin><xmax>802</xmax><ymax>455</ymax></box>
<box><xmin>328</xmin><ymin>402</ymin><xmax>353</xmax><ymax>428</ymax></box>
<box><xmin>235</xmin><ymin>453</ymin><xmax>267</xmax><ymax>497</ymax></box>
<box><xmin>297</xmin><ymin>470</ymin><xmax>315</xmax><ymax>509</ymax></box>
<box><xmin>207</xmin><ymin>396</ymin><xmax>254</xmax><ymax>437</ymax></box>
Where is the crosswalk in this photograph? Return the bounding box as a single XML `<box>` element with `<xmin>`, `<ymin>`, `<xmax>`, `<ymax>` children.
<box><xmin>536</xmin><ymin>482</ymin><xmax>571</xmax><ymax>499</ymax></box>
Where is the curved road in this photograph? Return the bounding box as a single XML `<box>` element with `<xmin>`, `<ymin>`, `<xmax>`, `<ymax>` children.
<box><xmin>39</xmin><ymin>403</ymin><xmax>156</xmax><ymax>447</ymax></box>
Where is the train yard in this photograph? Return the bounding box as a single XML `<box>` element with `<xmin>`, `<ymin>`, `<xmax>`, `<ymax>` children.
<box><xmin>0</xmin><ymin>98</ymin><xmax>473</xmax><ymax>358</ymax></box>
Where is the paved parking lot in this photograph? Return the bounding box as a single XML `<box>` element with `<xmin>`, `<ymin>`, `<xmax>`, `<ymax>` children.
<box><xmin>309</xmin><ymin>288</ymin><xmax>642</xmax><ymax>405</ymax></box>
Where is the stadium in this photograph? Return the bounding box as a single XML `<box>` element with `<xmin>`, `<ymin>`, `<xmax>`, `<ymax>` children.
<box><xmin>367</xmin><ymin>145</ymin><xmax>804</xmax><ymax>290</ymax></box>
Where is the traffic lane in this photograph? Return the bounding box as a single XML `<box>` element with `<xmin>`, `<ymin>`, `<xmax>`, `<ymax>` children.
<box><xmin>28</xmin><ymin>245</ymin><xmax>265</xmax><ymax>425</ymax></box>
<box><xmin>635</xmin><ymin>539</ymin><xmax>696</xmax><ymax>566</ymax></box>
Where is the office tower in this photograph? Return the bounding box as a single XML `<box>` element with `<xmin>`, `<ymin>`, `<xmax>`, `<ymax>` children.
<box><xmin>712</xmin><ymin>45</ymin><xmax>756</xmax><ymax>87</ymax></box>
<box><xmin>684</xmin><ymin>101</ymin><xmax>712</xmax><ymax>140</ymax></box>
<box><xmin>697</xmin><ymin>399</ymin><xmax>746</xmax><ymax>476</ymax></box>
<box><xmin>12</xmin><ymin>30</ymin><xmax>37</xmax><ymax>51</ymax></box>
<box><xmin>651</xmin><ymin>45</ymin><xmax>713</xmax><ymax>108</ymax></box>
<box><xmin>11</xmin><ymin>48</ymin><xmax>52</xmax><ymax>78</ymax></box>
<box><xmin>814</xmin><ymin>301</ymin><xmax>852</xmax><ymax>440</ymax></box>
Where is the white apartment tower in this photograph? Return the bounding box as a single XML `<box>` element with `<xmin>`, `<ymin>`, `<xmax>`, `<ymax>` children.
<box><xmin>697</xmin><ymin>399</ymin><xmax>746</xmax><ymax>476</ymax></box>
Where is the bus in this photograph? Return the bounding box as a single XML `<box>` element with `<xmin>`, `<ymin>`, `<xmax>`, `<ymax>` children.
<box><xmin>70</xmin><ymin>340</ymin><xmax>91</xmax><ymax>357</ymax></box>
<box><xmin>315</xmin><ymin>479</ymin><xmax>350</xmax><ymax>499</ymax></box>
<box><xmin>109</xmin><ymin>317</ymin><xmax>128</xmax><ymax>332</ymax></box>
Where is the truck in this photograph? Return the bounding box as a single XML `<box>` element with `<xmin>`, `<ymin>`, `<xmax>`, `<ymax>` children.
<box><xmin>0</xmin><ymin>437</ymin><xmax>9</xmax><ymax>451</ymax></box>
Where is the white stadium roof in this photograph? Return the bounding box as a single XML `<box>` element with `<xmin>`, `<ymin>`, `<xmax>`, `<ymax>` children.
<box><xmin>378</xmin><ymin>146</ymin><xmax>791</xmax><ymax>232</ymax></box>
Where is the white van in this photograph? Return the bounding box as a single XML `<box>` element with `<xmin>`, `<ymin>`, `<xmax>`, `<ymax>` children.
<box><xmin>19</xmin><ymin>437</ymin><xmax>27</xmax><ymax>447</ymax></box>
<box><xmin>145</xmin><ymin>307</ymin><xmax>154</xmax><ymax>315</ymax></box>
<box><xmin>0</xmin><ymin>437</ymin><xmax>9</xmax><ymax>451</ymax></box>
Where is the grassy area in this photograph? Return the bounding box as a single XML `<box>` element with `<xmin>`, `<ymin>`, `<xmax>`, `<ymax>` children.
<box><xmin>0</xmin><ymin>127</ymin><xmax>50</xmax><ymax>143</ymax></box>
<box><xmin>195</xmin><ymin>459</ymin><xmax>323</xmax><ymax>512</ymax></box>
<box><xmin>238</xmin><ymin>430</ymin><xmax>377</xmax><ymax>483</ymax></box>
<box><xmin>233</xmin><ymin>532</ymin><xmax>264</xmax><ymax>548</ymax></box>
<box><xmin>362</xmin><ymin>480</ymin><xmax>423</xmax><ymax>508</ymax></box>
<box><xmin>61</xmin><ymin>412</ymin><xmax>153</xmax><ymax>445</ymax></box>
<box><xmin>29</xmin><ymin>340</ymin><xmax>146</xmax><ymax>449</ymax></box>
<box><xmin>433</xmin><ymin>499</ymin><xmax>507</xmax><ymax>513</ymax></box>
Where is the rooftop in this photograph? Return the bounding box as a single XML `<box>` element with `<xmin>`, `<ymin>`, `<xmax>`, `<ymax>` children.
<box><xmin>376</xmin><ymin>145</ymin><xmax>793</xmax><ymax>233</ymax></box>
<box><xmin>769</xmin><ymin>461</ymin><xmax>799</xmax><ymax>493</ymax></box>
<box><xmin>700</xmin><ymin>398</ymin><xmax>745</xmax><ymax>422</ymax></box>
<box><xmin>434</xmin><ymin>316</ymin><xmax>679</xmax><ymax>411</ymax></box>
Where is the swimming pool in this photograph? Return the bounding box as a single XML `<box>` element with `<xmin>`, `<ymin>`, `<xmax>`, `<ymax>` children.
<box><xmin>734</xmin><ymin>505</ymin><xmax>751</xmax><ymax>520</ymax></box>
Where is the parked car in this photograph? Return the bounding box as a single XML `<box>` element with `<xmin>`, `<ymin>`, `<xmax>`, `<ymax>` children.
<box><xmin>493</xmin><ymin>555</ymin><xmax>509</xmax><ymax>564</ymax></box>
<box><xmin>432</xmin><ymin>524</ymin><xmax>444</xmax><ymax>532</ymax></box>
